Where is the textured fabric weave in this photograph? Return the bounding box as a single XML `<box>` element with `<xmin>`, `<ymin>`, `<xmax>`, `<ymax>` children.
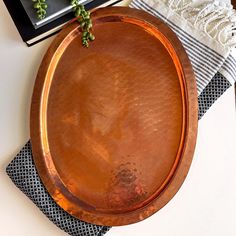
<box><xmin>198</xmin><ymin>72</ymin><xmax>231</xmax><ymax>119</ymax></box>
<box><xmin>6</xmin><ymin>142</ymin><xmax>110</xmax><ymax>236</ymax></box>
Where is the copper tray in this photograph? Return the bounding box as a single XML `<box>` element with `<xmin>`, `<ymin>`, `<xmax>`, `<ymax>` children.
<box><xmin>30</xmin><ymin>7</ymin><xmax>198</xmax><ymax>226</ymax></box>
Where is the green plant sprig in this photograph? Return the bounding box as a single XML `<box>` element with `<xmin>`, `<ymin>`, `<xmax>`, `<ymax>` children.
<box><xmin>32</xmin><ymin>0</ymin><xmax>47</xmax><ymax>20</ymax></box>
<box><xmin>32</xmin><ymin>0</ymin><xmax>94</xmax><ymax>47</ymax></box>
<box><xmin>71</xmin><ymin>0</ymin><xmax>95</xmax><ymax>47</ymax></box>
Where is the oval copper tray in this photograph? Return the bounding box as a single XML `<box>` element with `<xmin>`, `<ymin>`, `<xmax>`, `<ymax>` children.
<box><xmin>30</xmin><ymin>7</ymin><xmax>198</xmax><ymax>226</ymax></box>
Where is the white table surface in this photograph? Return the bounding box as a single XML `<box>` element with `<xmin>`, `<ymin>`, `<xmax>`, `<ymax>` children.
<box><xmin>1</xmin><ymin>0</ymin><xmax>236</xmax><ymax>235</ymax></box>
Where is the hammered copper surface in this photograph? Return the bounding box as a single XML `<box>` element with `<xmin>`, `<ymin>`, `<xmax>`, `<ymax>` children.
<box><xmin>30</xmin><ymin>7</ymin><xmax>198</xmax><ymax>226</ymax></box>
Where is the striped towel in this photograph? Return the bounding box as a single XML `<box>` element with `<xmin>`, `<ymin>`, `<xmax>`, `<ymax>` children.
<box><xmin>6</xmin><ymin>0</ymin><xmax>236</xmax><ymax>236</ymax></box>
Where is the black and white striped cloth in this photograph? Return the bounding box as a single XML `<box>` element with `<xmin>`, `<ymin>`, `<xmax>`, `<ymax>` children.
<box><xmin>6</xmin><ymin>0</ymin><xmax>236</xmax><ymax>235</ymax></box>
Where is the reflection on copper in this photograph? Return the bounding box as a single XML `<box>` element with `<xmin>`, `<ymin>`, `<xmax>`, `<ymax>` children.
<box><xmin>30</xmin><ymin>7</ymin><xmax>198</xmax><ymax>226</ymax></box>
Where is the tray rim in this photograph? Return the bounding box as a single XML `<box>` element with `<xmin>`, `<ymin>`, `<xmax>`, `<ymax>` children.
<box><xmin>30</xmin><ymin>6</ymin><xmax>198</xmax><ymax>226</ymax></box>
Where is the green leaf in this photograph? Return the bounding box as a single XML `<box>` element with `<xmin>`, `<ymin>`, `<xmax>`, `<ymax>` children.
<box><xmin>32</xmin><ymin>1</ymin><xmax>94</xmax><ymax>47</ymax></box>
<box><xmin>34</xmin><ymin>3</ymin><xmax>40</xmax><ymax>9</ymax></box>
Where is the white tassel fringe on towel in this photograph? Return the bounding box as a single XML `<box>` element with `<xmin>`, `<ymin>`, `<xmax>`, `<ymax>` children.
<box><xmin>163</xmin><ymin>0</ymin><xmax>236</xmax><ymax>49</ymax></box>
